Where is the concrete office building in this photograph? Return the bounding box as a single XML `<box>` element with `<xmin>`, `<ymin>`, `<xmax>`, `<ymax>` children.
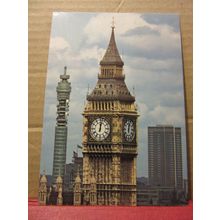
<box><xmin>148</xmin><ymin>125</ymin><xmax>183</xmax><ymax>190</ymax></box>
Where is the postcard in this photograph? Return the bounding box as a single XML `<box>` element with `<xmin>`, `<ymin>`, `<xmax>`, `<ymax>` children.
<box><xmin>39</xmin><ymin>12</ymin><xmax>188</xmax><ymax>206</ymax></box>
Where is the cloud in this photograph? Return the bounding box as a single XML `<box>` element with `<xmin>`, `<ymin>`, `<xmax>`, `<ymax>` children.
<box><xmin>120</xmin><ymin>26</ymin><xmax>180</xmax><ymax>59</ymax></box>
<box><xmin>141</xmin><ymin>14</ymin><xmax>180</xmax><ymax>32</ymax></box>
<box><xmin>82</xmin><ymin>13</ymin><xmax>181</xmax><ymax>61</ymax></box>
<box><xmin>147</xmin><ymin>105</ymin><xmax>185</xmax><ymax>125</ymax></box>
<box><xmin>83</xmin><ymin>13</ymin><xmax>148</xmax><ymax>45</ymax></box>
<box><xmin>50</xmin><ymin>36</ymin><xmax>70</xmax><ymax>51</ymax></box>
<box><xmin>123</xmin><ymin>26</ymin><xmax>160</xmax><ymax>36</ymax></box>
<box><xmin>138</xmin><ymin>102</ymin><xmax>149</xmax><ymax>116</ymax></box>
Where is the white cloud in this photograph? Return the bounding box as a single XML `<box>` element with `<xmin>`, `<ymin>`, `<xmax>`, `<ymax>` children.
<box><xmin>148</xmin><ymin>105</ymin><xmax>185</xmax><ymax>125</ymax></box>
<box><xmin>138</xmin><ymin>102</ymin><xmax>149</xmax><ymax>116</ymax></box>
<box><xmin>83</xmin><ymin>13</ymin><xmax>180</xmax><ymax>61</ymax></box>
<box><xmin>79</xmin><ymin>46</ymin><xmax>105</xmax><ymax>61</ymax></box>
<box><xmin>84</xmin><ymin>13</ymin><xmax>148</xmax><ymax>45</ymax></box>
<box><xmin>49</xmin><ymin>36</ymin><xmax>70</xmax><ymax>51</ymax></box>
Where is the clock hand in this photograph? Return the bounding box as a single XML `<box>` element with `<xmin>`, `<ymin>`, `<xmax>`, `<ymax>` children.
<box><xmin>128</xmin><ymin>124</ymin><xmax>130</xmax><ymax>133</ymax></box>
<box><xmin>99</xmin><ymin>122</ymin><xmax>102</xmax><ymax>132</ymax></box>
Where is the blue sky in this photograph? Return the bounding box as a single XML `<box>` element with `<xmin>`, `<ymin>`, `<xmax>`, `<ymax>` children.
<box><xmin>40</xmin><ymin>12</ymin><xmax>187</xmax><ymax>178</ymax></box>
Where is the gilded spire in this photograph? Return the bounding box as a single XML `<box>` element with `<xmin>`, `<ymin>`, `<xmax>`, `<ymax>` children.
<box><xmin>111</xmin><ymin>16</ymin><xmax>115</xmax><ymax>29</ymax></box>
<box><xmin>100</xmin><ymin>22</ymin><xmax>124</xmax><ymax>66</ymax></box>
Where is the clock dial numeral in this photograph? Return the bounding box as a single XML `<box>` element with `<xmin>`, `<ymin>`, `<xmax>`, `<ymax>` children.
<box><xmin>90</xmin><ymin>118</ymin><xmax>110</xmax><ymax>141</ymax></box>
<box><xmin>124</xmin><ymin>119</ymin><xmax>135</xmax><ymax>142</ymax></box>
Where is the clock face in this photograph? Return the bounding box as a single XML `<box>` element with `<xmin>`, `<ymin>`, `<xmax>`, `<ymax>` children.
<box><xmin>90</xmin><ymin>118</ymin><xmax>110</xmax><ymax>141</ymax></box>
<box><xmin>123</xmin><ymin>119</ymin><xmax>135</xmax><ymax>142</ymax></box>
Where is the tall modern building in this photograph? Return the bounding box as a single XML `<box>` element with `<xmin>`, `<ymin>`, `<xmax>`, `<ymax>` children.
<box><xmin>52</xmin><ymin>67</ymin><xmax>71</xmax><ymax>183</ymax></box>
<box><xmin>81</xmin><ymin>23</ymin><xmax>139</xmax><ymax>206</ymax></box>
<box><xmin>148</xmin><ymin>125</ymin><xmax>183</xmax><ymax>190</ymax></box>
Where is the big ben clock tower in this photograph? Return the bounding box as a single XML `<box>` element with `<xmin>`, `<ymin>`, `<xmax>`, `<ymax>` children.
<box><xmin>82</xmin><ymin>23</ymin><xmax>139</xmax><ymax>206</ymax></box>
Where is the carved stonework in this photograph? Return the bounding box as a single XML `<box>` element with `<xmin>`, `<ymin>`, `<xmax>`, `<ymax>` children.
<box><xmin>73</xmin><ymin>173</ymin><xmax>82</xmax><ymax>206</ymax></box>
<box><xmin>57</xmin><ymin>187</ymin><xmax>63</xmax><ymax>205</ymax></box>
<box><xmin>38</xmin><ymin>174</ymin><xmax>47</xmax><ymax>205</ymax></box>
<box><xmin>56</xmin><ymin>175</ymin><xmax>63</xmax><ymax>205</ymax></box>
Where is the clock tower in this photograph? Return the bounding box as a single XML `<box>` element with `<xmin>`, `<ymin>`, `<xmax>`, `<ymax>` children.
<box><xmin>82</xmin><ymin>24</ymin><xmax>138</xmax><ymax>206</ymax></box>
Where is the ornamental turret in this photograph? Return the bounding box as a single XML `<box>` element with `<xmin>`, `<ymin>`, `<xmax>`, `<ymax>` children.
<box><xmin>38</xmin><ymin>171</ymin><xmax>47</xmax><ymax>205</ymax></box>
<box><xmin>56</xmin><ymin>173</ymin><xmax>63</xmax><ymax>205</ymax></box>
<box><xmin>73</xmin><ymin>167</ymin><xmax>82</xmax><ymax>205</ymax></box>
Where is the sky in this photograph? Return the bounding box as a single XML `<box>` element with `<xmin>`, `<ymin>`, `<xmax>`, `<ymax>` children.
<box><xmin>40</xmin><ymin>12</ymin><xmax>188</xmax><ymax>178</ymax></box>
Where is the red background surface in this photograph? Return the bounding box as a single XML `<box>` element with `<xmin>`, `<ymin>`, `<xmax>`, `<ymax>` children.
<box><xmin>28</xmin><ymin>199</ymin><xmax>193</xmax><ymax>220</ymax></box>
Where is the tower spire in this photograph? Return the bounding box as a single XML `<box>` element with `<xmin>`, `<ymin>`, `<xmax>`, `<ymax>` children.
<box><xmin>100</xmin><ymin>19</ymin><xmax>124</xmax><ymax>66</ymax></box>
<box><xmin>87</xmin><ymin>21</ymin><xmax>135</xmax><ymax>102</ymax></box>
<box><xmin>111</xmin><ymin>16</ymin><xmax>115</xmax><ymax>29</ymax></box>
